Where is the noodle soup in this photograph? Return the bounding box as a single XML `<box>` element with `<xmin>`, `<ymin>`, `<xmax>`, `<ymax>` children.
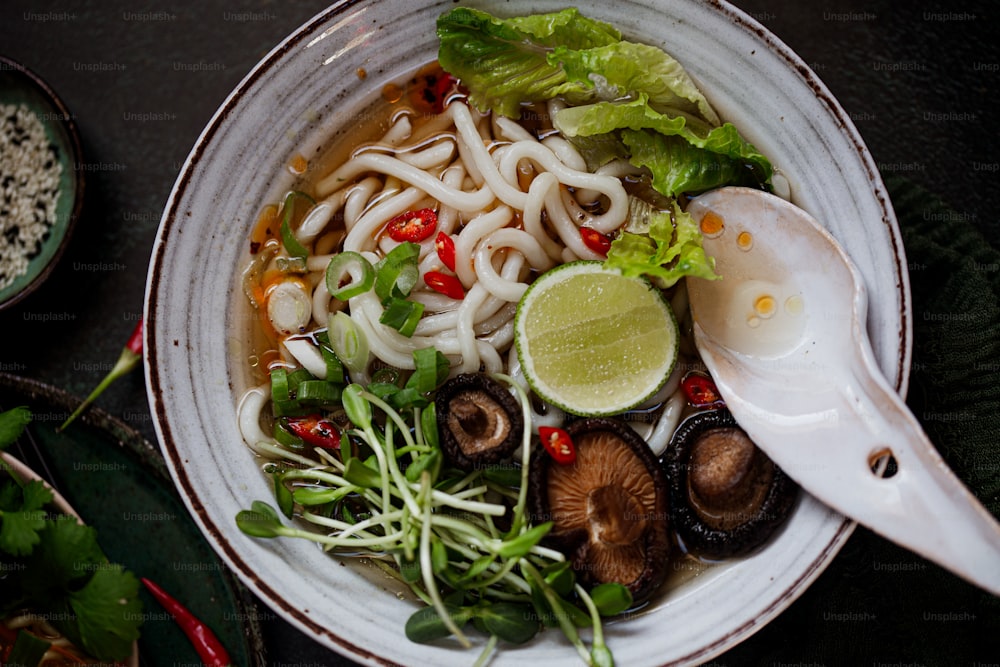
<box><xmin>233</xmin><ymin>8</ymin><xmax>796</xmax><ymax>660</ymax></box>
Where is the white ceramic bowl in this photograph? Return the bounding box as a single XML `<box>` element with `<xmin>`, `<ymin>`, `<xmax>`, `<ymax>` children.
<box><xmin>145</xmin><ymin>1</ymin><xmax>909</xmax><ymax>665</ymax></box>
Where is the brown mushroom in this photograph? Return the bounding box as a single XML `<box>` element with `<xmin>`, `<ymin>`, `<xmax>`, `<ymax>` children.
<box><xmin>436</xmin><ymin>373</ymin><xmax>523</xmax><ymax>471</ymax></box>
<box><xmin>664</xmin><ymin>409</ymin><xmax>798</xmax><ymax>559</ymax></box>
<box><xmin>529</xmin><ymin>418</ymin><xmax>670</xmax><ymax>605</ymax></box>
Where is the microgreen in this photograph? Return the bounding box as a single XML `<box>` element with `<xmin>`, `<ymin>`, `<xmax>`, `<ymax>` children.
<box><xmin>235</xmin><ymin>364</ymin><xmax>623</xmax><ymax>664</ymax></box>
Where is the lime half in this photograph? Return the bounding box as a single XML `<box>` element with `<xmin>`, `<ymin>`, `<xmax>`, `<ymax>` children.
<box><xmin>514</xmin><ymin>261</ymin><xmax>678</xmax><ymax>417</ymax></box>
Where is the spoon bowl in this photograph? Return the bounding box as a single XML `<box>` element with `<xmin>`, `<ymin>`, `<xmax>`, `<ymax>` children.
<box><xmin>686</xmin><ymin>186</ymin><xmax>1000</xmax><ymax>595</ymax></box>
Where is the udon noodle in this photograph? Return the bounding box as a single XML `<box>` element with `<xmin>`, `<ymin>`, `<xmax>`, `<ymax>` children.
<box><xmin>238</xmin><ymin>70</ymin><xmax>691</xmax><ymax>455</ymax></box>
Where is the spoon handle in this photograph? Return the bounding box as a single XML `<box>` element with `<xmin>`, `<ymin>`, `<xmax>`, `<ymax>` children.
<box><xmin>698</xmin><ymin>326</ymin><xmax>1000</xmax><ymax>596</ymax></box>
<box><xmin>841</xmin><ymin>365</ymin><xmax>1000</xmax><ymax>594</ymax></box>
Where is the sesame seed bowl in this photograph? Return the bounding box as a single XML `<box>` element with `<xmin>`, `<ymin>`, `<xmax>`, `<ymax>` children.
<box><xmin>0</xmin><ymin>55</ymin><xmax>84</xmax><ymax>311</ymax></box>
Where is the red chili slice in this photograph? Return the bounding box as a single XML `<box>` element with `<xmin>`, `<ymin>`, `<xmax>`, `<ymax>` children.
<box><xmin>435</xmin><ymin>231</ymin><xmax>457</xmax><ymax>272</ymax></box>
<box><xmin>285</xmin><ymin>414</ymin><xmax>341</xmax><ymax>449</ymax></box>
<box><xmin>681</xmin><ymin>372</ymin><xmax>726</xmax><ymax>408</ymax></box>
<box><xmin>386</xmin><ymin>208</ymin><xmax>438</xmax><ymax>243</ymax></box>
<box><xmin>432</xmin><ymin>72</ymin><xmax>459</xmax><ymax>113</ymax></box>
<box><xmin>424</xmin><ymin>271</ymin><xmax>465</xmax><ymax>299</ymax></box>
<box><xmin>539</xmin><ymin>426</ymin><xmax>576</xmax><ymax>465</ymax></box>
<box><xmin>580</xmin><ymin>227</ymin><xmax>612</xmax><ymax>256</ymax></box>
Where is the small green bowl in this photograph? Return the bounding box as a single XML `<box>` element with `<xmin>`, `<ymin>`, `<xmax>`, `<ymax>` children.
<box><xmin>0</xmin><ymin>55</ymin><xmax>84</xmax><ymax>310</ymax></box>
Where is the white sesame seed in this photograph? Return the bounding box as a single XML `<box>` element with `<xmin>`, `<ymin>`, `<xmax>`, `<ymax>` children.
<box><xmin>1</xmin><ymin>102</ymin><xmax>65</xmax><ymax>290</ymax></box>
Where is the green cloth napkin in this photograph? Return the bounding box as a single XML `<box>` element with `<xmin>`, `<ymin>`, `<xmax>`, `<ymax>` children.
<box><xmin>719</xmin><ymin>176</ymin><xmax>1000</xmax><ymax>665</ymax></box>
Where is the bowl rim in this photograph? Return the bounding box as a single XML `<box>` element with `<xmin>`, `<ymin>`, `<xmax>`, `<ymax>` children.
<box><xmin>0</xmin><ymin>55</ymin><xmax>86</xmax><ymax>312</ymax></box>
<box><xmin>144</xmin><ymin>1</ymin><xmax>912</xmax><ymax>664</ymax></box>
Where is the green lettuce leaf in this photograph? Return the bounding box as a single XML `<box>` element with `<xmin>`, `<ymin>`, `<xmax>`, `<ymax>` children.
<box><xmin>554</xmin><ymin>95</ymin><xmax>772</xmax><ymax>196</ymax></box>
<box><xmin>436</xmin><ymin>7</ymin><xmax>719</xmax><ymax>125</ymax></box>
<box><xmin>622</xmin><ymin>127</ymin><xmax>768</xmax><ymax>197</ymax></box>
<box><xmin>605</xmin><ymin>201</ymin><xmax>719</xmax><ymax>287</ymax></box>
<box><xmin>436</xmin><ymin>7</ymin><xmax>620</xmax><ymax>117</ymax></box>
<box><xmin>552</xmin><ymin>41</ymin><xmax>719</xmax><ymax>124</ymax></box>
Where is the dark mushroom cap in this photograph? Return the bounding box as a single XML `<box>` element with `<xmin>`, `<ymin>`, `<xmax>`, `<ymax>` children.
<box><xmin>436</xmin><ymin>373</ymin><xmax>523</xmax><ymax>471</ymax></box>
<box><xmin>664</xmin><ymin>409</ymin><xmax>798</xmax><ymax>559</ymax></box>
<box><xmin>529</xmin><ymin>418</ymin><xmax>671</xmax><ymax>605</ymax></box>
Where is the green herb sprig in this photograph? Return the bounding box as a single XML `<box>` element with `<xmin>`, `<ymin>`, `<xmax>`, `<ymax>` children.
<box><xmin>0</xmin><ymin>407</ymin><xmax>143</xmax><ymax>663</ymax></box>
<box><xmin>236</xmin><ymin>362</ymin><xmax>630</xmax><ymax>665</ymax></box>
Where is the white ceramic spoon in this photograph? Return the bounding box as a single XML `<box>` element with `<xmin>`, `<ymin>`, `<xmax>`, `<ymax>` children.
<box><xmin>685</xmin><ymin>186</ymin><xmax>1000</xmax><ymax>595</ymax></box>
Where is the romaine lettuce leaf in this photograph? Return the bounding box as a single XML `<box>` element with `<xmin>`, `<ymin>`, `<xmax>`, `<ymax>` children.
<box><xmin>553</xmin><ymin>41</ymin><xmax>719</xmax><ymax>124</ymax></box>
<box><xmin>622</xmin><ymin>127</ymin><xmax>769</xmax><ymax>197</ymax></box>
<box><xmin>554</xmin><ymin>96</ymin><xmax>772</xmax><ymax>196</ymax></box>
<box><xmin>605</xmin><ymin>201</ymin><xmax>719</xmax><ymax>287</ymax></box>
<box><xmin>436</xmin><ymin>7</ymin><xmax>621</xmax><ymax>117</ymax></box>
<box><xmin>436</xmin><ymin>7</ymin><xmax>719</xmax><ymax>125</ymax></box>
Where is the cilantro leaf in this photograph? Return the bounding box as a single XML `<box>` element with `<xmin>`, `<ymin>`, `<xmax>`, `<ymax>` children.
<box><xmin>0</xmin><ymin>407</ymin><xmax>144</xmax><ymax>661</ymax></box>
<box><xmin>0</xmin><ymin>406</ymin><xmax>31</xmax><ymax>450</ymax></box>
<box><xmin>0</xmin><ymin>479</ymin><xmax>22</xmax><ymax>511</ymax></box>
<box><xmin>21</xmin><ymin>479</ymin><xmax>53</xmax><ymax>511</ymax></box>
<box><xmin>66</xmin><ymin>567</ymin><xmax>143</xmax><ymax>661</ymax></box>
<box><xmin>20</xmin><ymin>515</ymin><xmax>107</xmax><ymax>592</ymax></box>
<box><xmin>0</xmin><ymin>480</ymin><xmax>53</xmax><ymax>556</ymax></box>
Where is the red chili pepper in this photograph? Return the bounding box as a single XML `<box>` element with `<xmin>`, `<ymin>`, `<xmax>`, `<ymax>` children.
<box><xmin>681</xmin><ymin>372</ymin><xmax>726</xmax><ymax>408</ymax></box>
<box><xmin>580</xmin><ymin>227</ymin><xmax>612</xmax><ymax>257</ymax></box>
<box><xmin>141</xmin><ymin>578</ymin><xmax>231</xmax><ymax>667</ymax></box>
<box><xmin>435</xmin><ymin>231</ymin><xmax>457</xmax><ymax>272</ymax></box>
<box><xmin>385</xmin><ymin>208</ymin><xmax>437</xmax><ymax>243</ymax></box>
<box><xmin>59</xmin><ymin>318</ymin><xmax>144</xmax><ymax>431</ymax></box>
<box><xmin>432</xmin><ymin>72</ymin><xmax>459</xmax><ymax>113</ymax></box>
<box><xmin>285</xmin><ymin>414</ymin><xmax>341</xmax><ymax>449</ymax></box>
<box><xmin>424</xmin><ymin>271</ymin><xmax>465</xmax><ymax>299</ymax></box>
<box><xmin>539</xmin><ymin>426</ymin><xmax>576</xmax><ymax>465</ymax></box>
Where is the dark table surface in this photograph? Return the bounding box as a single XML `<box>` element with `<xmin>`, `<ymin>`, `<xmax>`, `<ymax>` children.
<box><xmin>1</xmin><ymin>1</ymin><xmax>997</xmax><ymax>665</ymax></box>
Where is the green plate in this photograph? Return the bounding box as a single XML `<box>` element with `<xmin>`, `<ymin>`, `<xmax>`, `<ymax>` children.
<box><xmin>0</xmin><ymin>372</ymin><xmax>267</xmax><ymax>666</ymax></box>
<box><xmin>0</xmin><ymin>56</ymin><xmax>84</xmax><ymax>310</ymax></box>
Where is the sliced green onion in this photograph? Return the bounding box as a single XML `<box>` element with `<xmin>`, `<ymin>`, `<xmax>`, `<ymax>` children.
<box><xmin>280</xmin><ymin>191</ymin><xmax>315</xmax><ymax>259</ymax></box>
<box><xmin>329</xmin><ymin>312</ymin><xmax>369</xmax><ymax>377</ymax></box>
<box><xmin>7</xmin><ymin>622</ymin><xmax>52</xmax><ymax>664</ymax></box>
<box><xmin>388</xmin><ymin>387</ymin><xmax>429</xmax><ymax>411</ymax></box>
<box><xmin>407</xmin><ymin>347</ymin><xmax>449</xmax><ymax>394</ymax></box>
<box><xmin>380</xmin><ymin>297</ymin><xmax>424</xmax><ymax>337</ymax></box>
<box><xmin>286</xmin><ymin>368</ymin><xmax>314</xmax><ymax>388</ymax></box>
<box><xmin>314</xmin><ymin>330</ymin><xmax>346</xmax><ymax>384</ymax></box>
<box><xmin>326</xmin><ymin>251</ymin><xmax>375</xmax><ymax>301</ymax></box>
<box><xmin>296</xmin><ymin>380</ymin><xmax>343</xmax><ymax>406</ymax></box>
<box><xmin>273</xmin><ymin>420</ymin><xmax>305</xmax><ymax>449</ymax></box>
<box><xmin>374</xmin><ymin>242</ymin><xmax>421</xmax><ymax>301</ymax></box>
<box><xmin>270</xmin><ymin>367</ymin><xmax>291</xmax><ymax>403</ymax></box>
<box><xmin>270</xmin><ymin>367</ymin><xmax>319</xmax><ymax>416</ymax></box>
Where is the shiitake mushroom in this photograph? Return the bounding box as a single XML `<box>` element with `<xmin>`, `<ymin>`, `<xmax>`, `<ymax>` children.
<box><xmin>664</xmin><ymin>409</ymin><xmax>797</xmax><ymax>559</ymax></box>
<box><xmin>436</xmin><ymin>373</ymin><xmax>523</xmax><ymax>471</ymax></box>
<box><xmin>529</xmin><ymin>418</ymin><xmax>671</xmax><ymax>605</ymax></box>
